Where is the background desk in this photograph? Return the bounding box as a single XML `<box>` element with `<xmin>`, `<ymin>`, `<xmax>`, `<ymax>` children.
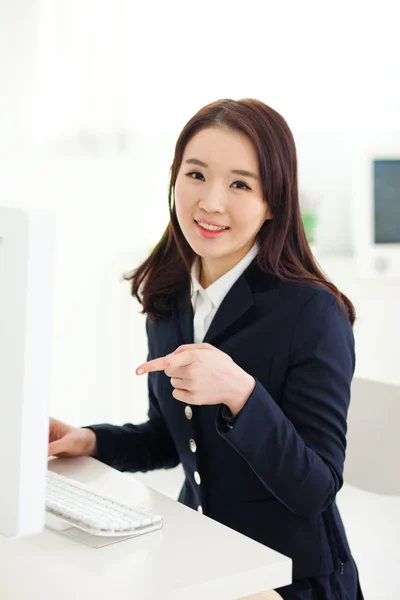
<box><xmin>0</xmin><ymin>457</ymin><xmax>292</xmax><ymax>600</ymax></box>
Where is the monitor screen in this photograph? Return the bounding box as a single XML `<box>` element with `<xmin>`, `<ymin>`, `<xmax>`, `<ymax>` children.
<box><xmin>374</xmin><ymin>159</ymin><xmax>400</xmax><ymax>244</ymax></box>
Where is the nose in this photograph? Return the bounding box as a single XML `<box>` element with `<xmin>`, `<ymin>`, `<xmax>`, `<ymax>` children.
<box><xmin>198</xmin><ymin>184</ymin><xmax>226</xmax><ymax>214</ymax></box>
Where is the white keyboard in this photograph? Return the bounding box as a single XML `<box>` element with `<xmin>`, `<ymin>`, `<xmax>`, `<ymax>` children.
<box><xmin>46</xmin><ymin>470</ymin><xmax>162</xmax><ymax>537</ymax></box>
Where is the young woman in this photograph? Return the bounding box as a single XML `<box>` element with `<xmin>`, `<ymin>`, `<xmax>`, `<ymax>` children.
<box><xmin>49</xmin><ymin>98</ymin><xmax>364</xmax><ymax>599</ymax></box>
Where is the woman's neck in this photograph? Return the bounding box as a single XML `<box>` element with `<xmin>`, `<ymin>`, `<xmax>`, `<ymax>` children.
<box><xmin>197</xmin><ymin>240</ymin><xmax>258</xmax><ymax>288</ymax></box>
<box><xmin>199</xmin><ymin>252</ymin><xmax>245</xmax><ymax>288</ymax></box>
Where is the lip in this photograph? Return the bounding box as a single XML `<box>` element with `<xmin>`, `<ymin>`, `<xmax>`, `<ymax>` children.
<box><xmin>194</xmin><ymin>218</ymin><xmax>229</xmax><ymax>228</ymax></box>
<box><xmin>194</xmin><ymin>219</ymin><xmax>230</xmax><ymax>239</ymax></box>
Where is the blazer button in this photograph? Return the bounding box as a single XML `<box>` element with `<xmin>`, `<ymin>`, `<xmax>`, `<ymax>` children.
<box><xmin>197</xmin><ymin>505</ymin><xmax>203</xmax><ymax>514</ymax></box>
<box><xmin>185</xmin><ymin>405</ymin><xmax>193</xmax><ymax>420</ymax></box>
<box><xmin>189</xmin><ymin>439</ymin><xmax>197</xmax><ymax>453</ymax></box>
<box><xmin>194</xmin><ymin>471</ymin><xmax>201</xmax><ymax>485</ymax></box>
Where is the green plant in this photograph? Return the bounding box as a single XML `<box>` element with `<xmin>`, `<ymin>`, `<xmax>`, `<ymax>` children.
<box><xmin>301</xmin><ymin>210</ymin><xmax>318</xmax><ymax>244</ymax></box>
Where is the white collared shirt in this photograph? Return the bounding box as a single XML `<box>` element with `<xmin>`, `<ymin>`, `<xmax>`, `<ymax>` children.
<box><xmin>190</xmin><ymin>243</ymin><xmax>258</xmax><ymax>343</ymax></box>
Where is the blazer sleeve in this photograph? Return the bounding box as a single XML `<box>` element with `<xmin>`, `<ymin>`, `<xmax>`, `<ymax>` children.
<box><xmin>216</xmin><ymin>289</ymin><xmax>355</xmax><ymax>517</ymax></box>
<box><xmin>85</xmin><ymin>371</ymin><xmax>180</xmax><ymax>472</ymax></box>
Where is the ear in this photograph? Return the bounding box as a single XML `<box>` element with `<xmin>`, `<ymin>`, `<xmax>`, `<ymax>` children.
<box><xmin>264</xmin><ymin>204</ymin><xmax>273</xmax><ymax>221</ymax></box>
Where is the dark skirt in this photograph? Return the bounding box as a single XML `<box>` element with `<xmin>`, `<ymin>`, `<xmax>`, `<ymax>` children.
<box><xmin>277</xmin><ymin>557</ymin><xmax>364</xmax><ymax>600</ymax></box>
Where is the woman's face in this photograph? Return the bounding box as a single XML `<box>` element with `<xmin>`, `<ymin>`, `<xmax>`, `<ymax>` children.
<box><xmin>174</xmin><ymin>126</ymin><xmax>271</xmax><ymax>281</ymax></box>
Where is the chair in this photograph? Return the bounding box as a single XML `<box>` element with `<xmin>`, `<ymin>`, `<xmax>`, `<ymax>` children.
<box><xmin>337</xmin><ymin>377</ymin><xmax>400</xmax><ymax>600</ymax></box>
<box><xmin>344</xmin><ymin>377</ymin><xmax>400</xmax><ymax>496</ymax></box>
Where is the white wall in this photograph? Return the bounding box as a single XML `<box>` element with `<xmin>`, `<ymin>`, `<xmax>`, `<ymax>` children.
<box><xmin>2</xmin><ymin>1</ymin><xmax>400</xmax><ymax>252</ymax></box>
<box><xmin>1</xmin><ymin>156</ymin><xmax>158</xmax><ymax>426</ymax></box>
<box><xmin>0</xmin><ymin>1</ymin><xmax>38</xmax><ymax>156</ymax></box>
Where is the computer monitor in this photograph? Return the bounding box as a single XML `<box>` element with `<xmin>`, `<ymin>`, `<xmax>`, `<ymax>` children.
<box><xmin>0</xmin><ymin>206</ymin><xmax>55</xmax><ymax>538</ymax></box>
<box><xmin>352</xmin><ymin>148</ymin><xmax>400</xmax><ymax>278</ymax></box>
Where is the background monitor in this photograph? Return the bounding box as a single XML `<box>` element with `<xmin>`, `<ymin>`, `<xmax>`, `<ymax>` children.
<box><xmin>353</xmin><ymin>149</ymin><xmax>400</xmax><ymax>278</ymax></box>
<box><xmin>374</xmin><ymin>159</ymin><xmax>400</xmax><ymax>245</ymax></box>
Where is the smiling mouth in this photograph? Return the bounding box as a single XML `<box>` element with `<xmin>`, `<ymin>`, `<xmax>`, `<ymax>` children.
<box><xmin>194</xmin><ymin>219</ymin><xmax>230</xmax><ymax>232</ymax></box>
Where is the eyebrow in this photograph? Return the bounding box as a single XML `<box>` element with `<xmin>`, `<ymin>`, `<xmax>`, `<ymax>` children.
<box><xmin>184</xmin><ymin>158</ymin><xmax>259</xmax><ymax>180</ymax></box>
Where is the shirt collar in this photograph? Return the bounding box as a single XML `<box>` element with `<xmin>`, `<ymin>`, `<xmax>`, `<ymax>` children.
<box><xmin>190</xmin><ymin>242</ymin><xmax>259</xmax><ymax>310</ymax></box>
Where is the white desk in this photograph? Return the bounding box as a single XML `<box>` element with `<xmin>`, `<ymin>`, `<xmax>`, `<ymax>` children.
<box><xmin>0</xmin><ymin>457</ymin><xmax>292</xmax><ymax>600</ymax></box>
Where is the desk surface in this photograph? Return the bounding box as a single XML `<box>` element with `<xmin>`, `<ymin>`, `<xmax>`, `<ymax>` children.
<box><xmin>0</xmin><ymin>457</ymin><xmax>291</xmax><ymax>600</ymax></box>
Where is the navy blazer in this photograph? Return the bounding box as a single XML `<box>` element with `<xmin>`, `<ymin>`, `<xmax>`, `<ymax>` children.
<box><xmin>89</xmin><ymin>259</ymin><xmax>356</xmax><ymax>580</ymax></box>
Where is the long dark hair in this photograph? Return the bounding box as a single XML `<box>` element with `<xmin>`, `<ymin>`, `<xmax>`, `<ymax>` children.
<box><xmin>126</xmin><ymin>98</ymin><xmax>355</xmax><ymax>325</ymax></box>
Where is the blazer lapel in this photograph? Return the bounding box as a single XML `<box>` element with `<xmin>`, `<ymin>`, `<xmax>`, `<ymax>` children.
<box><xmin>174</xmin><ymin>260</ymin><xmax>277</xmax><ymax>347</ymax></box>
<box><xmin>203</xmin><ymin>274</ymin><xmax>254</xmax><ymax>344</ymax></box>
<box><xmin>174</xmin><ymin>288</ymin><xmax>194</xmax><ymax>345</ymax></box>
<box><xmin>204</xmin><ymin>260</ymin><xmax>278</xmax><ymax>345</ymax></box>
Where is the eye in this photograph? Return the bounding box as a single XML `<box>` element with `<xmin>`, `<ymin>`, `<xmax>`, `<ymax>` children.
<box><xmin>186</xmin><ymin>171</ymin><xmax>205</xmax><ymax>181</ymax></box>
<box><xmin>232</xmin><ymin>181</ymin><xmax>251</xmax><ymax>190</ymax></box>
<box><xmin>185</xmin><ymin>172</ymin><xmax>251</xmax><ymax>190</ymax></box>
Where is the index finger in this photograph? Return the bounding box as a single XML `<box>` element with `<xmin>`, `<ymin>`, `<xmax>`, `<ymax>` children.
<box><xmin>136</xmin><ymin>356</ymin><xmax>169</xmax><ymax>375</ymax></box>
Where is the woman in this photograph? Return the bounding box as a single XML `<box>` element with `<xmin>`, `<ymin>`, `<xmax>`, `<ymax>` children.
<box><xmin>49</xmin><ymin>98</ymin><xmax>363</xmax><ymax>599</ymax></box>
